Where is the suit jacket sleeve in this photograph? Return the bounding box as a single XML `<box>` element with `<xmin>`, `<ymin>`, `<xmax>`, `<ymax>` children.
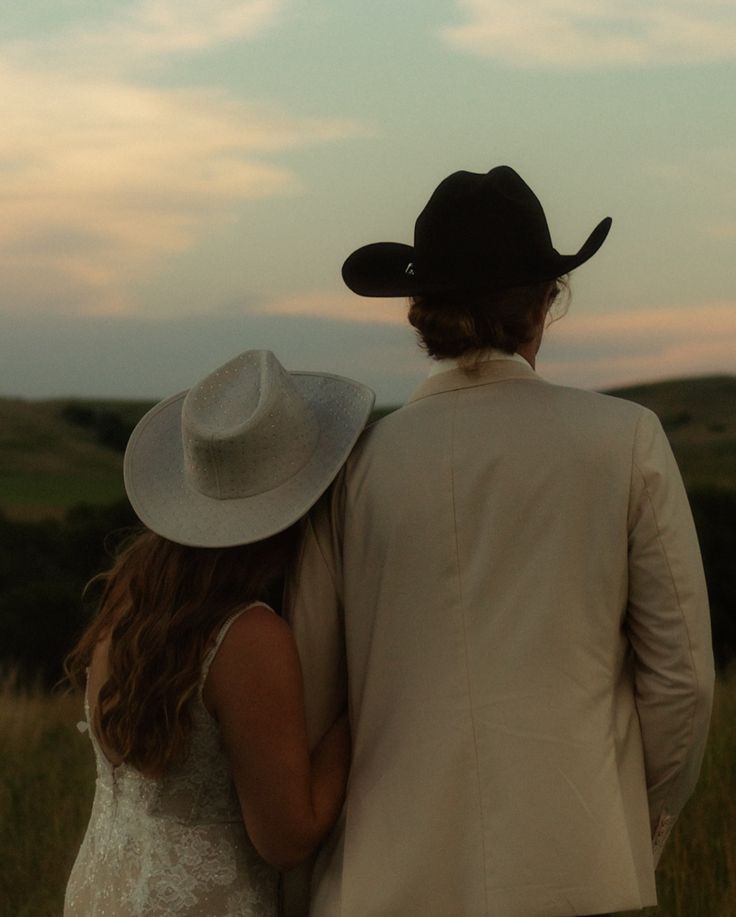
<box><xmin>280</xmin><ymin>476</ymin><xmax>347</xmax><ymax>917</ymax></box>
<box><xmin>626</xmin><ymin>408</ymin><xmax>715</xmax><ymax>866</ymax></box>
<box><xmin>286</xmin><ymin>473</ymin><xmax>347</xmax><ymax>744</ymax></box>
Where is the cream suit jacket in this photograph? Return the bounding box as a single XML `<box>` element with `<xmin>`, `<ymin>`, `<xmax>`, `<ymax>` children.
<box><xmin>284</xmin><ymin>359</ymin><xmax>715</xmax><ymax>917</ymax></box>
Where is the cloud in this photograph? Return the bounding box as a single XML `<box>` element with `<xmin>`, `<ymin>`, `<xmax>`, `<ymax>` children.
<box><xmin>442</xmin><ymin>0</ymin><xmax>736</xmax><ymax>68</ymax></box>
<box><xmin>260</xmin><ymin>291</ymin><xmax>406</xmax><ymax>326</ymax></box>
<box><xmin>1</xmin><ymin>300</ymin><xmax>732</xmax><ymax>405</ymax></box>
<box><xmin>0</xmin><ymin>308</ymin><xmax>425</xmax><ymax>405</ymax></box>
<box><xmin>0</xmin><ymin>64</ymin><xmax>363</xmax><ymax>314</ymax></box>
<box><xmin>102</xmin><ymin>0</ymin><xmax>284</xmax><ymax>55</ymax></box>
<box><xmin>7</xmin><ymin>0</ymin><xmax>286</xmax><ymax>69</ymax></box>
<box><xmin>258</xmin><ymin>292</ymin><xmax>736</xmax><ymax>393</ymax></box>
<box><xmin>702</xmin><ymin>222</ymin><xmax>736</xmax><ymax>240</ymax></box>
<box><xmin>252</xmin><ymin>292</ymin><xmax>736</xmax><ymax>393</ymax></box>
<box><xmin>542</xmin><ymin>301</ymin><xmax>736</xmax><ymax>388</ymax></box>
<box><xmin>0</xmin><ymin>2</ymin><xmax>368</xmax><ymax>316</ymax></box>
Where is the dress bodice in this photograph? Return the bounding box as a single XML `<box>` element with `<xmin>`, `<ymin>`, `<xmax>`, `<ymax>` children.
<box><xmin>64</xmin><ymin>607</ymin><xmax>278</xmax><ymax>916</ymax></box>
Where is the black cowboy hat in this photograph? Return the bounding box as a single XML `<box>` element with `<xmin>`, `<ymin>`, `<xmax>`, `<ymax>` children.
<box><xmin>342</xmin><ymin>165</ymin><xmax>612</xmax><ymax>297</ymax></box>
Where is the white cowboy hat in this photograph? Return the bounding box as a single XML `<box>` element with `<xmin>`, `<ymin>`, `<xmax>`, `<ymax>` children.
<box><xmin>123</xmin><ymin>350</ymin><xmax>375</xmax><ymax>547</ymax></box>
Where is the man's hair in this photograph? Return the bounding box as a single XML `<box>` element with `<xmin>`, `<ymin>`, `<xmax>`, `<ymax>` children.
<box><xmin>408</xmin><ymin>277</ymin><xmax>569</xmax><ymax>359</ymax></box>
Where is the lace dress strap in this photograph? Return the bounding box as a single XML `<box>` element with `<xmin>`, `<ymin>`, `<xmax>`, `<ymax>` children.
<box><xmin>198</xmin><ymin>602</ymin><xmax>275</xmax><ymax>702</ymax></box>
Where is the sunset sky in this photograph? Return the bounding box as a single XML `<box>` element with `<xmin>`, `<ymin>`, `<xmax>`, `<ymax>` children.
<box><xmin>1</xmin><ymin>0</ymin><xmax>735</xmax><ymax>405</ymax></box>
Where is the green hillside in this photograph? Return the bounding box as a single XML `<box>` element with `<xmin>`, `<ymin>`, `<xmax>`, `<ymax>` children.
<box><xmin>0</xmin><ymin>398</ymin><xmax>153</xmax><ymax>521</ymax></box>
<box><xmin>604</xmin><ymin>375</ymin><xmax>736</xmax><ymax>492</ymax></box>
<box><xmin>0</xmin><ymin>375</ymin><xmax>734</xmax><ymax>521</ymax></box>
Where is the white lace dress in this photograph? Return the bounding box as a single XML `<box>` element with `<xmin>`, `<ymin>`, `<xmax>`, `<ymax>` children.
<box><xmin>64</xmin><ymin>608</ymin><xmax>278</xmax><ymax>917</ymax></box>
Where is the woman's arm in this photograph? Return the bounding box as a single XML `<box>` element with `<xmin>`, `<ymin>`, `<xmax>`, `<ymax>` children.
<box><xmin>204</xmin><ymin>604</ymin><xmax>350</xmax><ymax>870</ymax></box>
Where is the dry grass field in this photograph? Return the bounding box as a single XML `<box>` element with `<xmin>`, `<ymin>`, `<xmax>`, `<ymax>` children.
<box><xmin>1</xmin><ymin>670</ymin><xmax>734</xmax><ymax>917</ymax></box>
<box><xmin>0</xmin><ymin>674</ymin><xmax>95</xmax><ymax>917</ymax></box>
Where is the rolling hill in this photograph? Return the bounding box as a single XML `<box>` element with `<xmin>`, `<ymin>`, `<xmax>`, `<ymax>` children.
<box><xmin>0</xmin><ymin>398</ymin><xmax>153</xmax><ymax>520</ymax></box>
<box><xmin>0</xmin><ymin>374</ymin><xmax>734</xmax><ymax>521</ymax></box>
<box><xmin>602</xmin><ymin>375</ymin><xmax>736</xmax><ymax>492</ymax></box>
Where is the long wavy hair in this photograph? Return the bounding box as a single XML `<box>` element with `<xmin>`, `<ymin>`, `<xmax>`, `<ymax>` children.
<box><xmin>65</xmin><ymin>525</ymin><xmax>299</xmax><ymax>778</ymax></box>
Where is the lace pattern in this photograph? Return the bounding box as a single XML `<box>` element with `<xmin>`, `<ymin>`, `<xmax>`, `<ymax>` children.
<box><xmin>64</xmin><ymin>606</ymin><xmax>278</xmax><ymax>916</ymax></box>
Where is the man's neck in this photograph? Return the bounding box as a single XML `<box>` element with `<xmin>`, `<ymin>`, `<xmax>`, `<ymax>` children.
<box><xmin>515</xmin><ymin>340</ymin><xmax>536</xmax><ymax>368</ymax></box>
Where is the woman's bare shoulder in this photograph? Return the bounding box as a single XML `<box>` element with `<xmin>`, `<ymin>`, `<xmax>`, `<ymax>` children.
<box><xmin>204</xmin><ymin>605</ymin><xmax>300</xmax><ymax>717</ymax></box>
<box><xmin>223</xmin><ymin>603</ymin><xmax>293</xmax><ymax>650</ymax></box>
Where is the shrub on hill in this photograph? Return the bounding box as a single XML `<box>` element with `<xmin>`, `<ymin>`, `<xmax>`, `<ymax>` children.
<box><xmin>0</xmin><ymin>501</ymin><xmax>138</xmax><ymax>687</ymax></box>
<box><xmin>61</xmin><ymin>404</ymin><xmax>134</xmax><ymax>454</ymax></box>
<box><xmin>689</xmin><ymin>487</ymin><xmax>736</xmax><ymax>669</ymax></box>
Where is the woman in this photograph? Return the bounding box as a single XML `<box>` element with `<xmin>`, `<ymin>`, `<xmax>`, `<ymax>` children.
<box><xmin>64</xmin><ymin>349</ymin><xmax>374</xmax><ymax>916</ymax></box>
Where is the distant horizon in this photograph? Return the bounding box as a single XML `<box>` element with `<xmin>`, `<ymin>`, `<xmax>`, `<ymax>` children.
<box><xmin>5</xmin><ymin>366</ymin><xmax>735</xmax><ymax>409</ymax></box>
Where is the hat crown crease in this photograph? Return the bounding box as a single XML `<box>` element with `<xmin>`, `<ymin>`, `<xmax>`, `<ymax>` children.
<box><xmin>182</xmin><ymin>351</ymin><xmax>320</xmax><ymax>501</ymax></box>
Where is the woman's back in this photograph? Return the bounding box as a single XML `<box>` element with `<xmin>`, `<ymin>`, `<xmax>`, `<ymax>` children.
<box><xmin>64</xmin><ymin>608</ymin><xmax>278</xmax><ymax>917</ymax></box>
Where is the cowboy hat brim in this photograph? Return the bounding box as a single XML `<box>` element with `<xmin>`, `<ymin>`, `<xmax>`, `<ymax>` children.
<box><xmin>124</xmin><ymin>372</ymin><xmax>374</xmax><ymax>548</ymax></box>
<box><xmin>342</xmin><ymin>217</ymin><xmax>612</xmax><ymax>298</ymax></box>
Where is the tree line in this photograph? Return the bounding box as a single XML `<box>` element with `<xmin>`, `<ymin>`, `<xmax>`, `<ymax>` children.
<box><xmin>1</xmin><ymin>488</ymin><xmax>734</xmax><ymax>689</ymax></box>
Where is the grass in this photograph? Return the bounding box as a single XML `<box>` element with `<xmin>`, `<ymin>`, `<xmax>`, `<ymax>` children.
<box><xmin>625</xmin><ymin>667</ymin><xmax>736</xmax><ymax>917</ymax></box>
<box><xmin>0</xmin><ymin>673</ymin><xmax>95</xmax><ymax>917</ymax></box>
<box><xmin>0</xmin><ymin>671</ymin><xmax>733</xmax><ymax>916</ymax></box>
<box><xmin>0</xmin><ymin>471</ymin><xmax>125</xmax><ymax>519</ymax></box>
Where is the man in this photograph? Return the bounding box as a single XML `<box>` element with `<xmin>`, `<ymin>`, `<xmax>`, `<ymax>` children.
<box><xmin>284</xmin><ymin>166</ymin><xmax>714</xmax><ymax>917</ymax></box>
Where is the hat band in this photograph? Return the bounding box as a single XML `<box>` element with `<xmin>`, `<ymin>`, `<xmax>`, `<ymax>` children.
<box><xmin>412</xmin><ymin>252</ymin><xmax>559</xmax><ymax>291</ymax></box>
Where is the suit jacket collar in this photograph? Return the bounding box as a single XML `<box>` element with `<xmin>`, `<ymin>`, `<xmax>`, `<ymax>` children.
<box><xmin>408</xmin><ymin>358</ymin><xmax>541</xmax><ymax>404</ymax></box>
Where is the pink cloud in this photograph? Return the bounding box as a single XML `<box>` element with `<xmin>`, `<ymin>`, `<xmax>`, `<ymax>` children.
<box><xmin>541</xmin><ymin>301</ymin><xmax>736</xmax><ymax>388</ymax></box>
<box><xmin>260</xmin><ymin>291</ymin><xmax>406</xmax><ymax>326</ymax></box>
<box><xmin>259</xmin><ymin>293</ymin><xmax>736</xmax><ymax>391</ymax></box>
<box><xmin>0</xmin><ymin>63</ymin><xmax>367</xmax><ymax>316</ymax></box>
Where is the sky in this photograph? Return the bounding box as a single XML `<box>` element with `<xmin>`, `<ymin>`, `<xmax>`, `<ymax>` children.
<box><xmin>1</xmin><ymin>0</ymin><xmax>735</xmax><ymax>406</ymax></box>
